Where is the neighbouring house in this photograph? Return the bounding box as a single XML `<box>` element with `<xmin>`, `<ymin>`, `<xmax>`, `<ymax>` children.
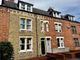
<box><xmin>0</xmin><ymin>0</ymin><xmax>80</xmax><ymax>60</ymax></box>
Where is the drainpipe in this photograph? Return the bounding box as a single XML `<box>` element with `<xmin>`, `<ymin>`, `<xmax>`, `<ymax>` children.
<box><xmin>35</xmin><ymin>14</ymin><xmax>38</xmax><ymax>56</ymax></box>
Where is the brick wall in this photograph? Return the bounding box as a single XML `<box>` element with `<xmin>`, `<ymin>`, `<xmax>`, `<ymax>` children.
<box><xmin>0</xmin><ymin>7</ymin><xmax>9</xmax><ymax>42</ymax></box>
<box><xmin>48</xmin><ymin>17</ymin><xmax>80</xmax><ymax>50</ymax></box>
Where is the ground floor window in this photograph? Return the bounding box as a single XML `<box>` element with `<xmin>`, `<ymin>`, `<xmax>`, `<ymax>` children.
<box><xmin>56</xmin><ymin>37</ymin><xmax>64</xmax><ymax>48</ymax></box>
<box><xmin>20</xmin><ymin>36</ymin><xmax>33</xmax><ymax>52</ymax></box>
<box><xmin>73</xmin><ymin>38</ymin><xmax>80</xmax><ymax>47</ymax></box>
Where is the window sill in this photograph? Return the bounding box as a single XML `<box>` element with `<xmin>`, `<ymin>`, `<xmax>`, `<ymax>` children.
<box><xmin>20</xmin><ymin>29</ymin><xmax>32</xmax><ymax>32</ymax></box>
<box><xmin>58</xmin><ymin>47</ymin><xmax>65</xmax><ymax>48</ymax></box>
<box><xmin>41</xmin><ymin>30</ymin><xmax>45</xmax><ymax>32</ymax></box>
<box><xmin>20</xmin><ymin>29</ymin><xmax>26</xmax><ymax>31</ymax></box>
<box><xmin>19</xmin><ymin>50</ymin><xmax>33</xmax><ymax>53</ymax></box>
<box><xmin>27</xmin><ymin>30</ymin><xmax>32</xmax><ymax>32</ymax></box>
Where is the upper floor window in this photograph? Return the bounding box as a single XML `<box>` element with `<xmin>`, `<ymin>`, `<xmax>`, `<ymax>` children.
<box><xmin>53</xmin><ymin>12</ymin><xmax>61</xmax><ymax>18</ymax></box>
<box><xmin>54</xmin><ymin>22</ymin><xmax>62</xmax><ymax>32</ymax></box>
<box><xmin>73</xmin><ymin>38</ymin><xmax>80</xmax><ymax>47</ymax></box>
<box><xmin>20</xmin><ymin>18</ymin><xmax>32</xmax><ymax>31</ymax></box>
<box><xmin>27</xmin><ymin>5</ymin><xmax>31</xmax><ymax>11</ymax></box>
<box><xmin>68</xmin><ymin>16</ymin><xmax>75</xmax><ymax>21</ymax></box>
<box><xmin>71</xmin><ymin>26</ymin><xmax>77</xmax><ymax>34</ymax></box>
<box><xmin>41</xmin><ymin>21</ymin><xmax>49</xmax><ymax>32</ymax></box>
<box><xmin>45</xmin><ymin>22</ymin><xmax>49</xmax><ymax>32</ymax></box>
<box><xmin>21</xmin><ymin>3</ymin><xmax>25</xmax><ymax>10</ymax></box>
<box><xmin>57</xmin><ymin>37</ymin><xmax>64</xmax><ymax>48</ymax></box>
<box><xmin>41</xmin><ymin>21</ymin><xmax>44</xmax><ymax>32</ymax></box>
<box><xmin>20</xmin><ymin>36</ymin><xmax>33</xmax><ymax>52</ymax></box>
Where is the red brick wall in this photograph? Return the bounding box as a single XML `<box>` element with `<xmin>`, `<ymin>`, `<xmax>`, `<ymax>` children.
<box><xmin>0</xmin><ymin>7</ymin><xmax>9</xmax><ymax>42</ymax></box>
<box><xmin>48</xmin><ymin>17</ymin><xmax>80</xmax><ymax>50</ymax></box>
<box><xmin>45</xmin><ymin>18</ymin><xmax>57</xmax><ymax>48</ymax></box>
<box><xmin>61</xmin><ymin>20</ymin><xmax>74</xmax><ymax>49</ymax></box>
<box><xmin>62</xmin><ymin>20</ymin><xmax>80</xmax><ymax>50</ymax></box>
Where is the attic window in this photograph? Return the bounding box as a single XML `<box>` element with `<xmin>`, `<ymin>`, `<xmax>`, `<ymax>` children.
<box><xmin>27</xmin><ymin>5</ymin><xmax>31</xmax><ymax>11</ymax></box>
<box><xmin>19</xmin><ymin>1</ymin><xmax>33</xmax><ymax>12</ymax></box>
<box><xmin>21</xmin><ymin>3</ymin><xmax>25</xmax><ymax>10</ymax></box>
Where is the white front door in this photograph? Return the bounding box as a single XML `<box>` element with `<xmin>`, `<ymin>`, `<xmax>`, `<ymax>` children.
<box><xmin>46</xmin><ymin>38</ymin><xmax>52</xmax><ymax>53</ymax></box>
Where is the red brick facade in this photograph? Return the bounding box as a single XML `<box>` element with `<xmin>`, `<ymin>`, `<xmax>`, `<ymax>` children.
<box><xmin>0</xmin><ymin>7</ymin><xmax>9</xmax><ymax>41</ymax></box>
<box><xmin>46</xmin><ymin>17</ymin><xmax>80</xmax><ymax>60</ymax></box>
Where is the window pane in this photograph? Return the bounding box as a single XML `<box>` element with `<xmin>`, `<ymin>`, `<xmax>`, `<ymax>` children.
<box><xmin>27</xmin><ymin>19</ymin><xmax>31</xmax><ymax>25</ymax></box>
<box><xmin>27</xmin><ymin>5</ymin><xmax>31</xmax><ymax>11</ymax></box>
<box><xmin>46</xmin><ymin>23</ymin><xmax>49</xmax><ymax>32</ymax></box>
<box><xmin>57</xmin><ymin>38</ymin><xmax>60</xmax><ymax>47</ymax></box>
<box><xmin>20</xmin><ymin>38</ymin><xmax>25</xmax><ymax>50</ymax></box>
<box><xmin>20</xmin><ymin>38</ymin><xmax>25</xmax><ymax>43</ymax></box>
<box><xmin>21</xmin><ymin>3</ymin><xmax>25</xmax><ymax>10</ymax></box>
<box><xmin>59</xmin><ymin>25</ymin><xmax>62</xmax><ymax>32</ymax></box>
<box><xmin>27</xmin><ymin>44</ymin><xmax>31</xmax><ymax>49</ymax></box>
<box><xmin>27</xmin><ymin>25</ymin><xmax>31</xmax><ymax>29</ymax></box>
<box><xmin>20</xmin><ymin>45</ymin><xmax>25</xmax><ymax>50</ymax></box>
<box><xmin>27</xmin><ymin>38</ymin><xmax>32</xmax><ymax>50</ymax></box>
<box><xmin>55</xmin><ymin>23</ymin><xmax>62</xmax><ymax>32</ymax></box>
<box><xmin>26</xmin><ymin>19</ymin><xmax>32</xmax><ymax>31</ymax></box>
<box><xmin>47</xmin><ymin>38</ymin><xmax>50</xmax><ymax>40</ymax></box>
<box><xmin>41</xmin><ymin>21</ymin><xmax>44</xmax><ymax>31</ymax></box>
<box><xmin>74</xmin><ymin>38</ymin><xmax>79</xmax><ymax>47</ymax></box>
<box><xmin>61</xmin><ymin>38</ymin><xmax>63</xmax><ymax>40</ymax></box>
<box><xmin>57</xmin><ymin>37</ymin><xmax>64</xmax><ymax>48</ymax></box>
<box><xmin>20</xmin><ymin>18</ymin><xmax>25</xmax><ymax>29</ymax></box>
<box><xmin>27</xmin><ymin>38</ymin><xmax>31</xmax><ymax>44</ymax></box>
<box><xmin>61</xmin><ymin>43</ymin><xmax>64</xmax><ymax>47</ymax></box>
<box><xmin>71</xmin><ymin>26</ymin><xmax>77</xmax><ymax>34</ymax></box>
<box><xmin>41</xmin><ymin>38</ymin><xmax>45</xmax><ymax>41</ymax></box>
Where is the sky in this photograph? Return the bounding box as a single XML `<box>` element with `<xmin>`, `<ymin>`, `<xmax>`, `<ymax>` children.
<box><xmin>20</xmin><ymin>0</ymin><xmax>80</xmax><ymax>22</ymax></box>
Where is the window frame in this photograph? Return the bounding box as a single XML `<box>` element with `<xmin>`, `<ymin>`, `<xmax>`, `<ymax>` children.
<box><xmin>19</xmin><ymin>36</ymin><xmax>33</xmax><ymax>52</ymax></box>
<box><xmin>41</xmin><ymin>21</ymin><xmax>44</xmax><ymax>32</ymax></box>
<box><xmin>19</xmin><ymin>3</ymin><xmax>26</xmax><ymax>10</ymax></box>
<box><xmin>20</xmin><ymin>18</ymin><xmax>32</xmax><ymax>32</ymax></box>
<box><xmin>73</xmin><ymin>38</ymin><xmax>80</xmax><ymax>47</ymax></box>
<box><xmin>45</xmin><ymin>22</ymin><xmax>49</xmax><ymax>32</ymax></box>
<box><xmin>71</xmin><ymin>26</ymin><xmax>77</xmax><ymax>34</ymax></box>
<box><xmin>56</xmin><ymin>37</ymin><xmax>64</xmax><ymax>48</ymax></box>
<box><xmin>54</xmin><ymin>22</ymin><xmax>62</xmax><ymax>32</ymax></box>
<box><xmin>41</xmin><ymin>20</ymin><xmax>49</xmax><ymax>32</ymax></box>
<box><xmin>27</xmin><ymin>5</ymin><xmax>31</xmax><ymax>11</ymax></box>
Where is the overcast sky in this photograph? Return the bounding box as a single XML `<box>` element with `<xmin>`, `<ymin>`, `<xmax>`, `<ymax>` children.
<box><xmin>19</xmin><ymin>0</ymin><xmax>80</xmax><ymax>22</ymax></box>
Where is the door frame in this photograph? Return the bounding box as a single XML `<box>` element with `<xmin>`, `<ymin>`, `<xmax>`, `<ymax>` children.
<box><xmin>46</xmin><ymin>37</ymin><xmax>52</xmax><ymax>53</ymax></box>
<box><xmin>40</xmin><ymin>36</ymin><xmax>52</xmax><ymax>55</ymax></box>
<box><xmin>40</xmin><ymin>38</ymin><xmax>46</xmax><ymax>55</ymax></box>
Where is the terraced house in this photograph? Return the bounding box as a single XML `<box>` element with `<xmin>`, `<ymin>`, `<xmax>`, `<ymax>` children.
<box><xmin>0</xmin><ymin>0</ymin><xmax>80</xmax><ymax>60</ymax></box>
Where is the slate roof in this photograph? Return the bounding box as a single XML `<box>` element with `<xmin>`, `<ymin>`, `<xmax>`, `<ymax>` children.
<box><xmin>2</xmin><ymin>1</ymin><xmax>18</xmax><ymax>9</ymax></box>
<box><xmin>33</xmin><ymin>8</ymin><xmax>49</xmax><ymax>16</ymax></box>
